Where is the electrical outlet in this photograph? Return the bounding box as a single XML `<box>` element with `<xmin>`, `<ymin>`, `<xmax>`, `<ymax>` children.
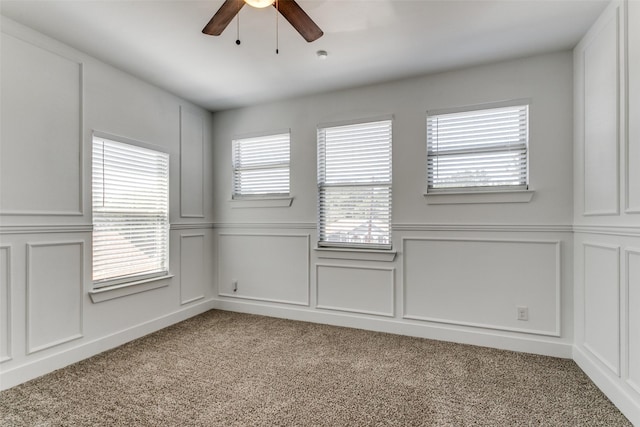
<box><xmin>517</xmin><ymin>306</ymin><xmax>529</xmax><ymax>321</ymax></box>
<box><xmin>232</xmin><ymin>280</ymin><xmax>238</xmax><ymax>292</ymax></box>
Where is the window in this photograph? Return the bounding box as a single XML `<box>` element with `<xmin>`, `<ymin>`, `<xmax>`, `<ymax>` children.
<box><xmin>318</xmin><ymin>118</ymin><xmax>392</xmax><ymax>249</ymax></box>
<box><xmin>427</xmin><ymin>102</ymin><xmax>528</xmax><ymax>192</ymax></box>
<box><xmin>232</xmin><ymin>132</ymin><xmax>290</xmax><ymax>198</ymax></box>
<box><xmin>92</xmin><ymin>135</ymin><xmax>169</xmax><ymax>287</ymax></box>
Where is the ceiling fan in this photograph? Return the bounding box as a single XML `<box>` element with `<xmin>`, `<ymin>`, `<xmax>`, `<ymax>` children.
<box><xmin>202</xmin><ymin>0</ymin><xmax>324</xmax><ymax>43</ymax></box>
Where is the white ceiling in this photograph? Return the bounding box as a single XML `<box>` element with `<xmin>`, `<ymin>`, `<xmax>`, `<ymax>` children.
<box><xmin>1</xmin><ymin>0</ymin><xmax>607</xmax><ymax>112</ymax></box>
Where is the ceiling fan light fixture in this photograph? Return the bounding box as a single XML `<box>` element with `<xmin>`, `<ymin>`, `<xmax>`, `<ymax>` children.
<box><xmin>244</xmin><ymin>0</ymin><xmax>275</xmax><ymax>8</ymax></box>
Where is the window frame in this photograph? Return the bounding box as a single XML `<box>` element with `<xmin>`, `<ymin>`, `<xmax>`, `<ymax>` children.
<box><xmin>426</xmin><ymin>99</ymin><xmax>530</xmax><ymax>195</ymax></box>
<box><xmin>317</xmin><ymin>116</ymin><xmax>393</xmax><ymax>250</ymax></box>
<box><xmin>231</xmin><ymin>130</ymin><xmax>291</xmax><ymax>200</ymax></box>
<box><xmin>91</xmin><ymin>132</ymin><xmax>170</xmax><ymax>289</ymax></box>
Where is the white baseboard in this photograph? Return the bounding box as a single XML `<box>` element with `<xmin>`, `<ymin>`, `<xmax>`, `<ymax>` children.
<box><xmin>573</xmin><ymin>346</ymin><xmax>640</xmax><ymax>426</ymax></box>
<box><xmin>0</xmin><ymin>299</ymin><xmax>215</xmax><ymax>391</ymax></box>
<box><xmin>212</xmin><ymin>298</ymin><xmax>573</xmax><ymax>359</ymax></box>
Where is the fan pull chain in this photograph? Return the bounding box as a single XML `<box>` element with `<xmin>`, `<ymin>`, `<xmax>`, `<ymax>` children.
<box><xmin>236</xmin><ymin>0</ymin><xmax>241</xmax><ymax>45</ymax></box>
<box><xmin>275</xmin><ymin>0</ymin><xmax>279</xmax><ymax>54</ymax></box>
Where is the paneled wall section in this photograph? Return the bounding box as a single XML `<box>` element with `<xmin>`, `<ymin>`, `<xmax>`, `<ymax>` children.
<box><xmin>0</xmin><ymin>18</ymin><xmax>215</xmax><ymax>390</ymax></box>
<box><xmin>211</xmin><ymin>50</ymin><xmax>576</xmax><ymax>360</ymax></box>
<box><xmin>573</xmin><ymin>1</ymin><xmax>640</xmax><ymax>423</ymax></box>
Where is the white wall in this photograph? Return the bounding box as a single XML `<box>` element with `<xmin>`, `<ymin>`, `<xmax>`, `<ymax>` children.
<box><xmin>0</xmin><ymin>17</ymin><xmax>216</xmax><ymax>389</ymax></box>
<box><xmin>211</xmin><ymin>51</ymin><xmax>575</xmax><ymax>358</ymax></box>
<box><xmin>573</xmin><ymin>1</ymin><xmax>640</xmax><ymax>424</ymax></box>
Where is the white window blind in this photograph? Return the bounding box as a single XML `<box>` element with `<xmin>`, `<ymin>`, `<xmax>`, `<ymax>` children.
<box><xmin>232</xmin><ymin>132</ymin><xmax>290</xmax><ymax>197</ymax></box>
<box><xmin>427</xmin><ymin>104</ymin><xmax>528</xmax><ymax>191</ymax></box>
<box><xmin>318</xmin><ymin>119</ymin><xmax>392</xmax><ymax>249</ymax></box>
<box><xmin>92</xmin><ymin>136</ymin><xmax>169</xmax><ymax>286</ymax></box>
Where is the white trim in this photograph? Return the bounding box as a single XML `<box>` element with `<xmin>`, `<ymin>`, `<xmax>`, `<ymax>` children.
<box><xmin>623</xmin><ymin>0</ymin><xmax>639</xmax><ymax>215</ymax></box>
<box><xmin>89</xmin><ymin>275</ymin><xmax>173</xmax><ymax>303</ymax></box>
<box><xmin>179</xmin><ymin>106</ymin><xmax>206</xmax><ymax>219</ymax></box>
<box><xmin>0</xmin><ymin>44</ymin><xmax>84</xmax><ymax>217</ymax></box>
<box><xmin>314</xmin><ymin>247</ymin><xmax>396</xmax><ymax>262</ymax></box>
<box><xmin>217</xmin><ymin>293</ymin><xmax>309</xmax><ymax>307</ymax></box>
<box><xmin>393</xmin><ymin>223</ymin><xmax>572</xmax><ymax>233</ymax></box>
<box><xmin>581</xmin><ymin>4</ymin><xmax>621</xmax><ymax>217</ymax></box>
<box><xmin>315</xmin><ymin>264</ymin><xmax>395</xmax><ymax>317</ymax></box>
<box><xmin>574</xmin><ymin>225</ymin><xmax>640</xmax><ymax>237</ymax></box>
<box><xmin>573</xmin><ymin>345</ymin><xmax>640</xmax><ymax>426</ymax></box>
<box><xmin>0</xmin><ymin>245</ymin><xmax>12</xmax><ymax>363</ymax></box>
<box><xmin>213</xmin><ymin>222</ymin><xmax>315</xmax><ymax>229</ymax></box>
<box><xmin>212</xmin><ymin>298</ymin><xmax>573</xmax><ymax>359</ymax></box>
<box><xmin>424</xmin><ymin>189</ymin><xmax>534</xmax><ymax>205</ymax></box>
<box><xmin>0</xmin><ymin>225</ymin><xmax>92</xmax><ymax>234</ymax></box>
<box><xmin>217</xmin><ymin>233</ymin><xmax>311</xmax><ymax>307</ymax></box>
<box><xmin>170</xmin><ymin>223</ymin><xmax>214</xmax><ymax>230</ymax></box>
<box><xmin>229</xmin><ymin>197</ymin><xmax>293</xmax><ymax>208</ymax></box>
<box><xmin>179</xmin><ymin>233</ymin><xmax>205</xmax><ymax>306</ymax></box>
<box><xmin>211</xmin><ymin>222</ymin><xmax>574</xmax><ymax>233</ymax></box>
<box><xmin>26</xmin><ymin>241</ymin><xmax>84</xmax><ymax>354</ymax></box>
<box><xmin>625</xmin><ymin>248</ymin><xmax>640</xmax><ymax>394</ymax></box>
<box><xmin>582</xmin><ymin>242</ymin><xmax>621</xmax><ymax>377</ymax></box>
<box><xmin>401</xmin><ymin>237</ymin><xmax>562</xmax><ymax>337</ymax></box>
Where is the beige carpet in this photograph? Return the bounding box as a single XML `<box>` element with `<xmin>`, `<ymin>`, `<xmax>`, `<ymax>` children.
<box><xmin>0</xmin><ymin>310</ymin><xmax>631</xmax><ymax>426</ymax></box>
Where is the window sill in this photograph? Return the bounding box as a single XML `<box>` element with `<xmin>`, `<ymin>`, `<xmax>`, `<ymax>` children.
<box><xmin>89</xmin><ymin>274</ymin><xmax>173</xmax><ymax>303</ymax></box>
<box><xmin>230</xmin><ymin>197</ymin><xmax>293</xmax><ymax>208</ymax></box>
<box><xmin>424</xmin><ymin>189</ymin><xmax>534</xmax><ymax>205</ymax></box>
<box><xmin>315</xmin><ymin>247</ymin><xmax>397</xmax><ymax>262</ymax></box>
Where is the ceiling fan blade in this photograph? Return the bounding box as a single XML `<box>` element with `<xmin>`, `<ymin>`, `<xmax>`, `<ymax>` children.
<box><xmin>274</xmin><ymin>0</ymin><xmax>323</xmax><ymax>42</ymax></box>
<box><xmin>202</xmin><ymin>0</ymin><xmax>245</xmax><ymax>36</ymax></box>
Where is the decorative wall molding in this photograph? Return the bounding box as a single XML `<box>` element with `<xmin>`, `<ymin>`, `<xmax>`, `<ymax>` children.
<box><xmin>213</xmin><ymin>222</ymin><xmax>315</xmax><ymax>230</ymax></box>
<box><xmin>212</xmin><ymin>222</ymin><xmax>574</xmax><ymax>233</ymax></box>
<box><xmin>0</xmin><ymin>245</ymin><xmax>12</xmax><ymax>363</ymax></box>
<box><xmin>625</xmin><ymin>0</ymin><xmax>640</xmax><ymax>214</ymax></box>
<box><xmin>180</xmin><ymin>233</ymin><xmax>206</xmax><ymax>305</ymax></box>
<box><xmin>393</xmin><ymin>223</ymin><xmax>573</xmax><ymax>233</ymax></box>
<box><xmin>574</xmin><ymin>225</ymin><xmax>640</xmax><ymax>237</ymax></box>
<box><xmin>179</xmin><ymin>106</ymin><xmax>205</xmax><ymax>219</ymax></box>
<box><xmin>217</xmin><ymin>232</ymin><xmax>311</xmax><ymax>307</ymax></box>
<box><xmin>0</xmin><ymin>33</ymin><xmax>84</xmax><ymax>217</ymax></box>
<box><xmin>402</xmin><ymin>237</ymin><xmax>561</xmax><ymax>337</ymax></box>
<box><xmin>0</xmin><ymin>224</ymin><xmax>92</xmax><ymax>235</ymax></box>
<box><xmin>170</xmin><ymin>223</ymin><xmax>214</xmax><ymax>231</ymax></box>
<box><xmin>582</xmin><ymin>242</ymin><xmax>621</xmax><ymax>376</ymax></box>
<box><xmin>315</xmin><ymin>264</ymin><xmax>395</xmax><ymax>317</ymax></box>
<box><xmin>625</xmin><ymin>248</ymin><xmax>640</xmax><ymax>394</ymax></box>
<box><xmin>581</xmin><ymin>4</ymin><xmax>621</xmax><ymax>217</ymax></box>
<box><xmin>26</xmin><ymin>241</ymin><xmax>84</xmax><ymax>354</ymax></box>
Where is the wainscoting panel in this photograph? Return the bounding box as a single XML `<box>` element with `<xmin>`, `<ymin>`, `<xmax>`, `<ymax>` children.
<box><xmin>0</xmin><ymin>33</ymin><xmax>82</xmax><ymax>216</ymax></box>
<box><xmin>583</xmin><ymin>243</ymin><xmax>620</xmax><ymax>375</ymax></box>
<box><xmin>403</xmin><ymin>238</ymin><xmax>560</xmax><ymax>336</ymax></box>
<box><xmin>218</xmin><ymin>233</ymin><xmax>309</xmax><ymax>305</ymax></box>
<box><xmin>180</xmin><ymin>233</ymin><xmax>205</xmax><ymax>305</ymax></box>
<box><xmin>179</xmin><ymin>107</ymin><xmax>205</xmax><ymax>218</ymax></box>
<box><xmin>316</xmin><ymin>264</ymin><xmax>394</xmax><ymax>317</ymax></box>
<box><xmin>26</xmin><ymin>241</ymin><xmax>83</xmax><ymax>354</ymax></box>
<box><xmin>0</xmin><ymin>246</ymin><xmax>11</xmax><ymax>362</ymax></box>
<box><xmin>628</xmin><ymin>0</ymin><xmax>640</xmax><ymax>213</ymax></box>
<box><xmin>583</xmin><ymin>5</ymin><xmax>620</xmax><ymax>216</ymax></box>
<box><xmin>627</xmin><ymin>249</ymin><xmax>640</xmax><ymax>393</ymax></box>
